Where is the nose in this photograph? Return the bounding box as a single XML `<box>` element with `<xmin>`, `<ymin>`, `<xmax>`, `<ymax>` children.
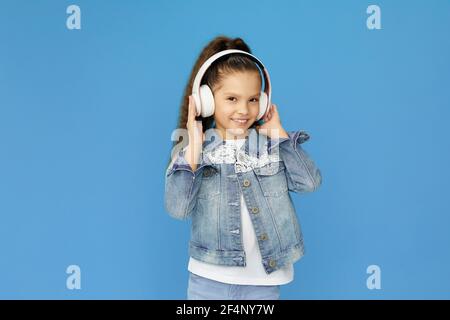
<box><xmin>235</xmin><ymin>102</ymin><xmax>249</xmax><ymax>115</ymax></box>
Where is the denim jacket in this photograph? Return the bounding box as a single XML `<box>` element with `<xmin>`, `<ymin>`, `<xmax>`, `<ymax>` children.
<box><xmin>164</xmin><ymin>128</ymin><xmax>322</xmax><ymax>274</ymax></box>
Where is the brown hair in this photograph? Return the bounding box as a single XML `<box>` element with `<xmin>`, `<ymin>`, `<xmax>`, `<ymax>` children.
<box><xmin>166</xmin><ymin>35</ymin><xmax>263</xmax><ymax>171</ymax></box>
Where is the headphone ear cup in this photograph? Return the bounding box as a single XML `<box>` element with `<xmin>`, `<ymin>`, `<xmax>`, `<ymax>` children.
<box><xmin>257</xmin><ymin>92</ymin><xmax>268</xmax><ymax>120</ymax></box>
<box><xmin>199</xmin><ymin>84</ymin><xmax>215</xmax><ymax>117</ymax></box>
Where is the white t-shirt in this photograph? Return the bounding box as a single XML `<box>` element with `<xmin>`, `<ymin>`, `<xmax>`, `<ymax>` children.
<box><xmin>188</xmin><ymin>138</ymin><xmax>294</xmax><ymax>285</ymax></box>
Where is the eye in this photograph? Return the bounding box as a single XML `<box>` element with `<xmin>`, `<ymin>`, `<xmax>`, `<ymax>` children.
<box><xmin>250</xmin><ymin>98</ymin><xmax>259</xmax><ymax>102</ymax></box>
<box><xmin>227</xmin><ymin>97</ymin><xmax>237</xmax><ymax>102</ymax></box>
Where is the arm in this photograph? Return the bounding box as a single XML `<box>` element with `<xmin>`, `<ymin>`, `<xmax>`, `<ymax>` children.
<box><xmin>165</xmin><ymin>94</ymin><xmax>208</xmax><ymax>220</ymax></box>
<box><xmin>164</xmin><ymin>145</ymin><xmax>204</xmax><ymax>220</ymax></box>
<box><xmin>269</xmin><ymin>130</ymin><xmax>322</xmax><ymax>193</ymax></box>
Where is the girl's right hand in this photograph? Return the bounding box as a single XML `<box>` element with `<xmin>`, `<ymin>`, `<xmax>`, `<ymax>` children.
<box><xmin>187</xmin><ymin>95</ymin><xmax>205</xmax><ymax>147</ymax></box>
<box><xmin>185</xmin><ymin>95</ymin><xmax>205</xmax><ymax>170</ymax></box>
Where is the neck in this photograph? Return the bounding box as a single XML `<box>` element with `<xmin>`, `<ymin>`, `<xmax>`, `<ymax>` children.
<box><xmin>215</xmin><ymin>127</ymin><xmax>249</xmax><ymax>141</ymax></box>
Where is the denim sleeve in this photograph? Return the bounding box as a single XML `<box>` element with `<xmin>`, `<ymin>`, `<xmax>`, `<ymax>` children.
<box><xmin>164</xmin><ymin>147</ymin><xmax>204</xmax><ymax>220</ymax></box>
<box><xmin>269</xmin><ymin>130</ymin><xmax>322</xmax><ymax>193</ymax></box>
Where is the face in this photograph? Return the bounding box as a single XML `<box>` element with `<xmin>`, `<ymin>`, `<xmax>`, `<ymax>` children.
<box><xmin>212</xmin><ymin>71</ymin><xmax>261</xmax><ymax>140</ymax></box>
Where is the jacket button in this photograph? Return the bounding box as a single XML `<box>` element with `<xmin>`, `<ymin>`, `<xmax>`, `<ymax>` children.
<box><xmin>251</xmin><ymin>207</ymin><xmax>259</xmax><ymax>214</ymax></box>
<box><xmin>269</xmin><ymin>259</ymin><xmax>277</xmax><ymax>268</ymax></box>
<box><xmin>260</xmin><ymin>233</ymin><xmax>268</xmax><ymax>241</ymax></box>
<box><xmin>203</xmin><ymin>169</ymin><xmax>211</xmax><ymax>177</ymax></box>
<box><xmin>243</xmin><ymin>179</ymin><xmax>251</xmax><ymax>187</ymax></box>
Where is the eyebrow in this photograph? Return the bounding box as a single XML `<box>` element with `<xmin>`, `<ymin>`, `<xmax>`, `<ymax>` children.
<box><xmin>222</xmin><ymin>92</ymin><xmax>260</xmax><ymax>97</ymax></box>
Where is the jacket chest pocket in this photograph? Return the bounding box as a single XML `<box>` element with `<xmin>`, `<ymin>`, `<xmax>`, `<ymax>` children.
<box><xmin>197</xmin><ymin>166</ymin><xmax>220</xmax><ymax>199</ymax></box>
<box><xmin>253</xmin><ymin>161</ymin><xmax>288</xmax><ymax>197</ymax></box>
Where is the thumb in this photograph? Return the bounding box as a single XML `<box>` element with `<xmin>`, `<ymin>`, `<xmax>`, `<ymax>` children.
<box><xmin>271</xmin><ymin>104</ymin><xmax>277</xmax><ymax>113</ymax></box>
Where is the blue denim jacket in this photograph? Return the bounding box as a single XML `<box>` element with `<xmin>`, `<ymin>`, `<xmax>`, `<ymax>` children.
<box><xmin>164</xmin><ymin>128</ymin><xmax>322</xmax><ymax>274</ymax></box>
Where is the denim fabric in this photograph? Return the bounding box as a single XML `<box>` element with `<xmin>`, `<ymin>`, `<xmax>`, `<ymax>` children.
<box><xmin>187</xmin><ymin>272</ymin><xmax>280</xmax><ymax>300</ymax></box>
<box><xmin>165</xmin><ymin>128</ymin><xmax>322</xmax><ymax>274</ymax></box>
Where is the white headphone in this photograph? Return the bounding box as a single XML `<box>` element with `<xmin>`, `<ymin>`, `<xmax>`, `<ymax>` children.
<box><xmin>191</xmin><ymin>49</ymin><xmax>272</xmax><ymax>120</ymax></box>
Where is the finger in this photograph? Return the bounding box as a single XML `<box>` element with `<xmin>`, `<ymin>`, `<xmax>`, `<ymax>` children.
<box><xmin>272</xmin><ymin>104</ymin><xmax>277</xmax><ymax>114</ymax></box>
<box><xmin>192</xmin><ymin>95</ymin><xmax>200</xmax><ymax>117</ymax></box>
<box><xmin>264</xmin><ymin>107</ymin><xmax>271</xmax><ymax>120</ymax></box>
<box><xmin>264</xmin><ymin>108</ymin><xmax>271</xmax><ymax>120</ymax></box>
<box><xmin>187</xmin><ymin>96</ymin><xmax>191</xmax><ymax>123</ymax></box>
<box><xmin>188</xmin><ymin>96</ymin><xmax>195</xmax><ymax>121</ymax></box>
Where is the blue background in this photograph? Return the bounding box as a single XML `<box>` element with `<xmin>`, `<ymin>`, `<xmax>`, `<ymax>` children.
<box><xmin>1</xmin><ymin>0</ymin><xmax>449</xmax><ymax>299</ymax></box>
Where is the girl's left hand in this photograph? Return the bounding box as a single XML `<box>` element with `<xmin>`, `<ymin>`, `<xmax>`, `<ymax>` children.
<box><xmin>256</xmin><ymin>104</ymin><xmax>289</xmax><ymax>138</ymax></box>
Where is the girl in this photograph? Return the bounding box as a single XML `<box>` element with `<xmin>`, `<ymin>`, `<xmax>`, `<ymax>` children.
<box><xmin>165</xmin><ymin>36</ymin><xmax>322</xmax><ymax>300</ymax></box>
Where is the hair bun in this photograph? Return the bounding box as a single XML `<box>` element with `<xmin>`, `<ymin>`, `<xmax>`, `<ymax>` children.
<box><xmin>227</xmin><ymin>37</ymin><xmax>251</xmax><ymax>53</ymax></box>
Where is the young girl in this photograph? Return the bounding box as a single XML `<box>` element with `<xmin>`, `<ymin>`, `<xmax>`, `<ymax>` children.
<box><xmin>165</xmin><ymin>36</ymin><xmax>322</xmax><ymax>300</ymax></box>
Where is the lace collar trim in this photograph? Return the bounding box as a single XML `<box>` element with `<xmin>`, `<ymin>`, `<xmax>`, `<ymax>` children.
<box><xmin>204</xmin><ymin>139</ymin><xmax>280</xmax><ymax>173</ymax></box>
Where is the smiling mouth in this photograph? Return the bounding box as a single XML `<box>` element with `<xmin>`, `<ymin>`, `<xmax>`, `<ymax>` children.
<box><xmin>231</xmin><ymin>118</ymin><xmax>249</xmax><ymax>125</ymax></box>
